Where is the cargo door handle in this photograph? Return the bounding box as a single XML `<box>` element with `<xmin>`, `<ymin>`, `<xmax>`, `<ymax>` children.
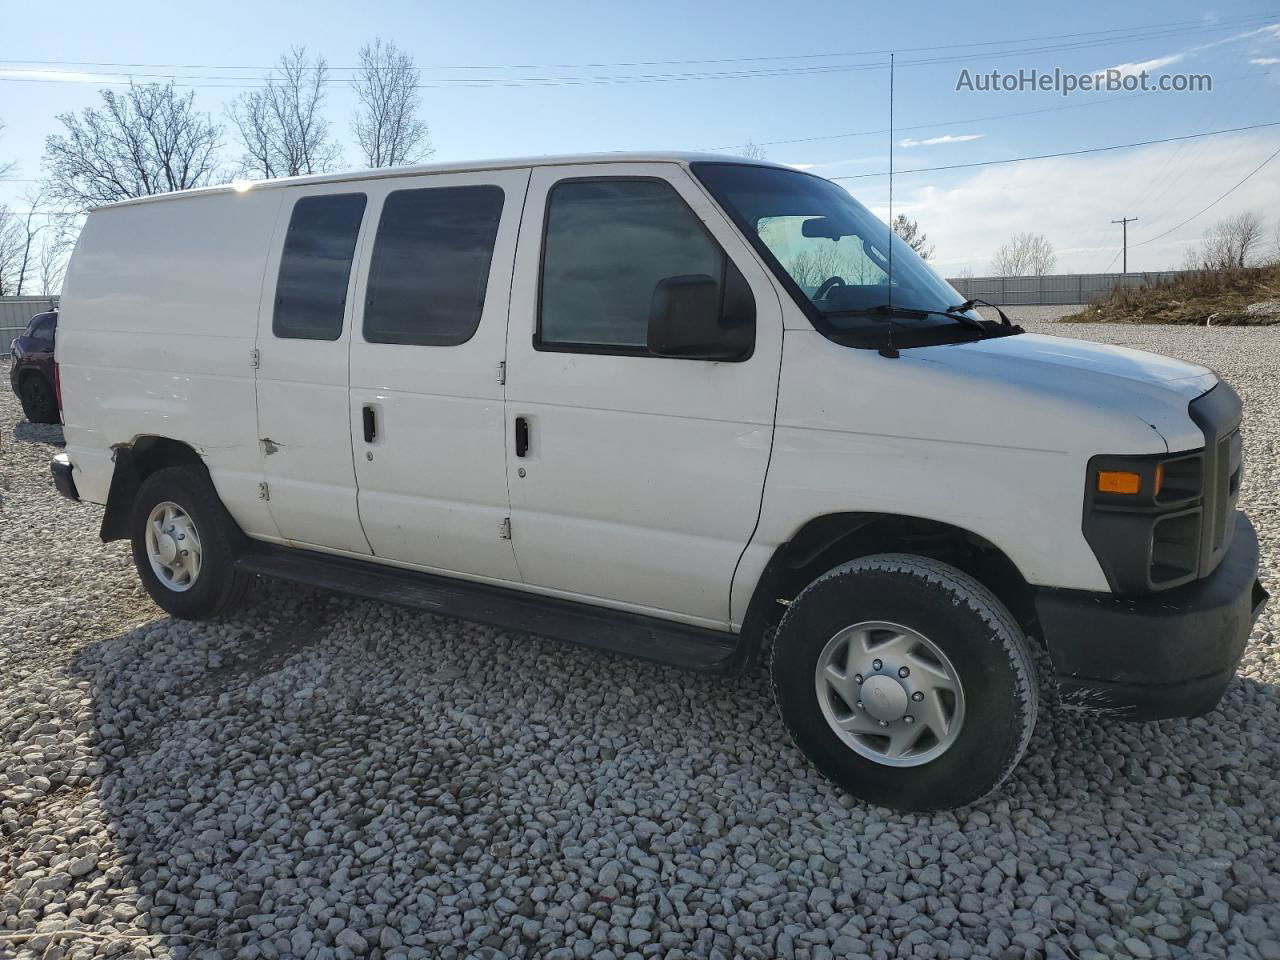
<box><xmin>514</xmin><ymin>416</ymin><xmax>529</xmax><ymax>458</ymax></box>
<box><xmin>362</xmin><ymin>405</ymin><xmax>377</xmax><ymax>443</ymax></box>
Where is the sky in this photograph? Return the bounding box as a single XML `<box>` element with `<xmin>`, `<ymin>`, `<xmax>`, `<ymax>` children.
<box><xmin>1</xmin><ymin>0</ymin><xmax>1279</xmax><ymax>276</ymax></box>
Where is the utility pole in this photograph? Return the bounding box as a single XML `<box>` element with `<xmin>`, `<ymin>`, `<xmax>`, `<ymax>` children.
<box><xmin>1111</xmin><ymin>216</ymin><xmax>1138</xmax><ymax>273</ymax></box>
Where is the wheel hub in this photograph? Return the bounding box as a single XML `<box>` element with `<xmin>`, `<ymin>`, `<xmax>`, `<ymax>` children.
<box><xmin>860</xmin><ymin>674</ymin><xmax>908</xmax><ymax>723</ymax></box>
<box><xmin>156</xmin><ymin>530</ymin><xmax>180</xmax><ymax>565</ymax></box>
<box><xmin>814</xmin><ymin>620</ymin><xmax>966</xmax><ymax>768</ymax></box>
<box><xmin>145</xmin><ymin>502</ymin><xmax>202</xmax><ymax>592</ymax></box>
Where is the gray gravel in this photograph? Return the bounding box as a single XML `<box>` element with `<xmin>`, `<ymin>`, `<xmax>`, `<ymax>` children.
<box><xmin>2</xmin><ymin>318</ymin><xmax>1279</xmax><ymax>960</ymax></box>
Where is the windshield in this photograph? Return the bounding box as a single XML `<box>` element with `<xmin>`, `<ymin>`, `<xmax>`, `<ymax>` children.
<box><xmin>693</xmin><ymin>163</ymin><xmax>970</xmax><ymax>333</ymax></box>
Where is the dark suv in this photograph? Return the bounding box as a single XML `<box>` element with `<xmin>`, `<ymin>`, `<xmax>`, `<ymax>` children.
<box><xmin>9</xmin><ymin>310</ymin><xmax>59</xmax><ymax>424</ymax></box>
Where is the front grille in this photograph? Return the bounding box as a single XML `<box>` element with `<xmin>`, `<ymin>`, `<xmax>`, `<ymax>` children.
<box><xmin>1189</xmin><ymin>384</ymin><xmax>1243</xmax><ymax>579</ymax></box>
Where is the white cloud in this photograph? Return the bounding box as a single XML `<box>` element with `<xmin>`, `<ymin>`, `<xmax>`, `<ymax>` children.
<box><xmin>0</xmin><ymin>68</ymin><xmax>118</xmax><ymax>84</ymax></box>
<box><xmin>1250</xmin><ymin>57</ymin><xmax>1280</xmax><ymax>65</ymax></box>
<box><xmin>899</xmin><ymin>134</ymin><xmax>985</xmax><ymax>148</ymax></box>
<box><xmin>849</xmin><ymin>134</ymin><xmax>1280</xmax><ymax>275</ymax></box>
<box><xmin>1094</xmin><ymin>21</ymin><xmax>1280</xmax><ymax>78</ymax></box>
<box><xmin>1097</xmin><ymin>54</ymin><xmax>1185</xmax><ymax>78</ymax></box>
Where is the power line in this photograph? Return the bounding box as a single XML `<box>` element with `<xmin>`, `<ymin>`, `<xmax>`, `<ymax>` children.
<box><xmin>1131</xmin><ymin>143</ymin><xmax>1280</xmax><ymax>246</ymax></box>
<box><xmin>707</xmin><ymin>67</ymin><xmax>1270</xmax><ymax>152</ymax></box>
<box><xmin>829</xmin><ymin>120</ymin><xmax>1280</xmax><ymax>179</ymax></box>
<box><xmin>0</xmin><ymin>17</ymin><xmax>1273</xmax><ymax>89</ymax></box>
<box><xmin>0</xmin><ymin>13</ymin><xmax>1270</xmax><ymax>73</ymax></box>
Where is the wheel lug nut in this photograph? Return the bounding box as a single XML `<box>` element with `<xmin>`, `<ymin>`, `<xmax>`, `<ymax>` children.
<box><xmin>877</xmin><ymin>720</ymin><xmax>888</xmax><ymax>727</ymax></box>
<box><xmin>898</xmin><ymin>666</ymin><xmax>910</xmax><ymax>678</ymax></box>
<box><xmin>872</xmin><ymin>659</ymin><xmax>883</xmax><ymax>671</ymax></box>
<box><xmin>854</xmin><ymin>674</ymin><xmax>863</xmax><ymax>684</ymax></box>
<box><xmin>904</xmin><ymin>715</ymin><xmax>914</xmax><ymax>724</ymax></box>
<box><xmin>912</xmin><ymin>691</ymin><xmax>924</xmax><ymax>702</ymax></box>
<box><xmin>856</xmin><ymin>701</ymin><xmax>864</xmax><ymax>710</ymax></box>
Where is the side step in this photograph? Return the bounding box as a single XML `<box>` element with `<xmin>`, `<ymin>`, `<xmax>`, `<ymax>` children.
<box><xmin>235</xmin><ymin>542</ymin><xmax>740</xmax><ymax>674</ymax></box>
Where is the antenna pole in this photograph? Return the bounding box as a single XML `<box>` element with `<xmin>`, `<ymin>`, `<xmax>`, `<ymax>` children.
<box><xmin>1111</xmin><ymin>216</ymin><xmax>1138</xmax><ymax>273</ymax></box>
<box><xmin>887</xmin><ymin>52</ymin><xmax>895</xmax><ymax>311</ymax></box>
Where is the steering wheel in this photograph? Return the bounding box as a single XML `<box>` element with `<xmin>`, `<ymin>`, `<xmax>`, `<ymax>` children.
<box><xmin>813</xmin><ymin>276</ymin><xmax>846</xmax><ymax>300</ymax></box>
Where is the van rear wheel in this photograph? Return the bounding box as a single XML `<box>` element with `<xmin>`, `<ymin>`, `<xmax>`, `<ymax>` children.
<box><xmin>130</xmin><ymin>466</ymin><xmax>252</xmax><ymax>619</ymax></box>
<box><xmin>770</xmin><ymin>554</ymin><xmax>1038</xmax><ymax>812</ymax></box>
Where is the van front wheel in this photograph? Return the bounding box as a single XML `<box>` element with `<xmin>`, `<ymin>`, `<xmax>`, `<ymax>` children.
<box><xmin>130</xmin><ymin>466</ymin><xmax>251</xmax><ymax>619</ymax></box>
<box><xmin>770</xmin><ymin>554</ymin><xmax>1038</xmax><ymax>812</ymax></box>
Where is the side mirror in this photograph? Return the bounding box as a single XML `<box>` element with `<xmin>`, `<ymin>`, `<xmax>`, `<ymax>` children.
<box><xmin>647</xmin><ymin>265</ymin><xmax>755</xmax><ymax>361</ymax></box>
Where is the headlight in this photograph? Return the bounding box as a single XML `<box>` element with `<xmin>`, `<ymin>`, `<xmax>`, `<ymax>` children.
<box><xmin>1083</xmin><ymin>452</ymin><xmax>1205</xmax><ymax>594</ymax></box>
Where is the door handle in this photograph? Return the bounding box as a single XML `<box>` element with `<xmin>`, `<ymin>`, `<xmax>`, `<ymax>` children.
<box><xmin>362</xmin><ymin>405</ymin><xmax>377</xmax><ymax>443</ymax></box>
<box><xmin>514</xmin><ymin>416</ymin><xmax>529</xmax><ymax>458</ymax></box>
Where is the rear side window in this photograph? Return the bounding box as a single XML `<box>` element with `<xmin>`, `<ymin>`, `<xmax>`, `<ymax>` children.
<box><xmin>28</xmin><ymin>314</ymin><xmax>56</xmax><ymax>341</ymax></box>
<box><xmin>538</xmin><ymin>179</ymin><xmax>726</xmax><ymax>352</ymax></box>
<box><xmin>363</xmin><ymin>185</ymin><xmax>504</xmax><ymax>346</ymax></box>
<box><xmin>273</xmin><ymin>193</ymin><xmax>367</xmax><ymax>341</ymax></box>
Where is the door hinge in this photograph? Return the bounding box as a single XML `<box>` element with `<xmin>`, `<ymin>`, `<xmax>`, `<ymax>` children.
<box><xmin>499</xmin><ymin>517</ymin><xmax>512</xmax><ymax>540</ymax></box>
<box><xmin>257</xmin><ymin>481</ymin><xmax>270</xmax><ymax>501</ymax></box>
<box><xmin>250</xmin><ymin>348</ymin><xmax>260</xmax><ymax>369</ymax></box>
<box><xmin>496</xmin><ymin>361</ymin><xmax>506</xmax><ymax>385</ymax></box>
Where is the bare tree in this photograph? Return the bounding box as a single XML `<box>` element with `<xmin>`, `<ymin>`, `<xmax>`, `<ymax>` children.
<box><xmin>740</xmin><ymin>141</ymin><xmax>768</xmax><ymax>161</ymax></box>
<box><xmin>1188</xmin><ymin>211</ymin><xmax>1267</xmax><ymax>270</ymax></box>
<box><xmin>352</xmin><ymin>38</ymin><xmax>434</xmax><ymax>168</ymax></box>
<box><xmin>891</xmin><ymin>213</ymin><xmax>934</xmax><ymax>261</ymax></box>
<box><xmin>990</xmin><ymin>232</ymin><xmax>1056</xmax><ymax>276</ymax></box>
<box><xmin>37</xmin><ymin>227</ymin><xmax>73</xmax><ymax>295</ymax></box>
<box><xmin>0</xmin><ymin>205</ymin><xmax>25</xmax><ymax>295</ymax></box>
<box><xmin>0</xmin><ymin>119</ymin><xmax>15</xmax><ymax>180</ymax></box>
<box><xmin>43</xmin><ymin>82</ymin><xmax>222</xmax><ymax>211</ymax></box>
<box><xmin>230</xmin><ymin>47</ymin><xmax>341</xmax><ymax>178</ymax></box>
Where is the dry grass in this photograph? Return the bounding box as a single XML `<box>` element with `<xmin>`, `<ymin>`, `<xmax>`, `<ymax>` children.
<box><xmin>1061</xmin><ymin>264</ymin><xmax>1280</xmax><ymax>325</ymax></box>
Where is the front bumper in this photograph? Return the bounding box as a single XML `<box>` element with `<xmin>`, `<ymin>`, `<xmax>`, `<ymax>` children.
<box><xmin>1035</xmin><ymin>513</ymin><xmax>1267</xmax><ymax>720</ymax></box>
<box><xmin>51</xmin><ymin>453</ymin><xmax>79</xmax><ymax>501</ymax></box>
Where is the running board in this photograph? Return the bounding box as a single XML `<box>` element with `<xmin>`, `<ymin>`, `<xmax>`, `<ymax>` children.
<box><xmin>235</xmin><ymin>542</ymin><xmax>740</xmax><ymax>674</ymax></box>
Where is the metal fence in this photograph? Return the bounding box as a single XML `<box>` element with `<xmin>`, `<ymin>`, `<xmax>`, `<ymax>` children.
<box><xmin>1</xmin><ymin>297</ymin><xmax>59</xmax><ymax>357</ymax></box>
<box><xmin>946</xmin><ymin>271</ymin><xmax>1189</xmax><ymax>306</ymax></box>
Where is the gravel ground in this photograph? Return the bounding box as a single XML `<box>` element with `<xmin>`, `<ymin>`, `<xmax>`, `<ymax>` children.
<box><xmin>2</xmin><ymin>318</ymin><xmax>1278</xmax><ymax>960</ymax></box>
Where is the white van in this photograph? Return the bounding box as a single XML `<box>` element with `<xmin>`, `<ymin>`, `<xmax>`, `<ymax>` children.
<box><xmin>50</xmin><ymin>153</ymin><xmax>1266</xmax><ymax>810</ymax></box>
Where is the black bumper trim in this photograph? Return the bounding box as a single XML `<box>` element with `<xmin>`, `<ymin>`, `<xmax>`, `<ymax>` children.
<box><xmin>51</xmin><ymin>453</ymin><xmax>79</xmax><ymax>501</ymax></box>
<box><xmin>1035</xmin><ymin>513</ymin><xmax>1266</xmax><ymax>721</ymax></box>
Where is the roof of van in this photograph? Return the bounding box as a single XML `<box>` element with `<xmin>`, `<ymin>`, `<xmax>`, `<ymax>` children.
<box><xmin>91</xmin><ymin>152</ymin><xmax>790</xmax><ymax>212</ymax></box>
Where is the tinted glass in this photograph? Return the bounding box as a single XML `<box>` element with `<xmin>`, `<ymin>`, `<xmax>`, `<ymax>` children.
<box><xmin>364</xmin><ymin>185</ymin><xmax>504</xmax><ymax>346</ymax></box>
<box><xmin>273</xmin><ymin>193</ymin><xmax>367</xmax><ymax>341</ymax></box>
<box><xmin>539</xmin><ymin>179</ymin><xmax>724</xmax><ymax>350</ymax></box>
<box><xmin>28</xmin><ymin>314</ymin><xmax>56</xmax><ymax>341</ymax></box>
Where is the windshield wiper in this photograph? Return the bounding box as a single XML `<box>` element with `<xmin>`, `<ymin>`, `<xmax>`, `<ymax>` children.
<box><xmin>829</xmin><ymin>303</ymin><xmax>988</xmax><ymax>334</ymax></box>
<box><xmin>948</xmin><ymin>297</ymin><xmax>1015</xmax><ymax>327</ymax></box>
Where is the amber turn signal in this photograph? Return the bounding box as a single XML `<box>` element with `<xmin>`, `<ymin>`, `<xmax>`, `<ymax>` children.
<box><xmin>1097</xmin><ymin>470</ymin><xmax>1142</xmax><ymax>495</ymax></box>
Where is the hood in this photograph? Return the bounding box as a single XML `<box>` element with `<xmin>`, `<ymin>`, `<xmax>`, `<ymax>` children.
<box><xmin>912</xmin><ymin>333</ymin><xmax>1217</xmax><ymax>451</ymax></box>
<box><xmin>950</xmin><ymin>333</ymin><xmax>1216</xmax><ymax>397</ymax></box>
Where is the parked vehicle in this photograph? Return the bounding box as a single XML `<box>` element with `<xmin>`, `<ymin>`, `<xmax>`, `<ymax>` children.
<box><xmin>9</xmin><ymin>310</ymin><xmax>59</xmax><ymax>424</ymax></box>
<box><xmin>48</xmin><ymin>154</ymin><xmax>1267</xmax><ymax>811</ymax></box>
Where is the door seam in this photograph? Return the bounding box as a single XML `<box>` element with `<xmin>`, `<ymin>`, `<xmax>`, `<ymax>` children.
<box><xmin>499</xmin><ymin>168</ymin><xmax>534</xmax><ymax>582</ymax></box>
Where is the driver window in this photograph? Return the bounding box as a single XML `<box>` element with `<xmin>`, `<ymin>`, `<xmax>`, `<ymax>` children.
<box><xmin>758</xmin><ymin>216</ymin><xmax>889</xmax><ymax>294</ymax></box>
<box><xmin>538</xmin><ymin>178</ymin><xmax>726</xmax><ymax>353</ymax></box>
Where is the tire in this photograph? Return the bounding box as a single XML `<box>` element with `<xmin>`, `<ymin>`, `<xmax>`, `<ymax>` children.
<box><xmin>770</xmin><ymin>554</ymin><xmax>1038</xmax><ymax>812</ymax></box>
<box><xmin>19</xmin><ymin>374</ymin><xmax>58</xmax><ymax>424</ymax></box>
<box><xmin>130</xmin><ymin>466</ymin><xmax>252</xmax><ymax>619</ymax></box>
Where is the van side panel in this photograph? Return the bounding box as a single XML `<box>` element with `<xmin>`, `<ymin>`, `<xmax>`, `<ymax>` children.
<box><xmin>57</xmin><ymin>189</ymin><xmax>284</xmax><ymax>539</ymax></box>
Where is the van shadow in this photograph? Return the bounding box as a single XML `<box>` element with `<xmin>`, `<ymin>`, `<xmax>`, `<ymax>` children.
<box><xmin>27</xmin><ymin>579</ymin><xmax>1280</xmax><ymax>958</ymax></box>
<box><xmin>12</xmin><ymin>419</ymin><xmax>64</xmax><ymax>446</ymax></box>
